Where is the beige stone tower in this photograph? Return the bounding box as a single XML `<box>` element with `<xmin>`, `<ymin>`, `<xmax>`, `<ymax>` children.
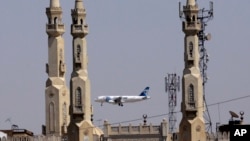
<box><xmin>178</xmin><ymin>0</ymin><xmax>206</xmax><ymax>141</ymax></box>
<box><xmin>68</xmin><ymin>1</ymin><xmax>102</xmax><ymax>140</ymax></box>
<box><xmin>45</xmin><ymin>0</ymin><xmax>69</xmax><ymax>137</ymax></box>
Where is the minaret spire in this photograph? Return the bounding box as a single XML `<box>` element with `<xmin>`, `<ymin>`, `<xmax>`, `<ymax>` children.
<box><xmin>75</xmin><ymin>0</ymin><xmax>84</xmax><ymax>9</ymax></box>
<box><xmin>186</xmin><ymin>0</ymin><xmax>196</xmax><ymax>6</ymax></box>
<box><xmin>178</xmin><ymin>0</ymin><xmax>206</xmax><ymax>141</ymax></box>
<box><xmin>50</xmin><ymin>0</ymin><xmax>60</xmax><ymax>8</ymax></box>
<box><xmin>69</xmin><ymin>0</ymin><xmax>90</xmax><ymax>122</ymax></box>
<box><xmin>45</xmin><ymin>0</ymin><xmax>69</xmax><ymax>137</ymax></box>
<box><xmin>68</xmin><ymin>0</ymin><xmax>97</xmax><ymax>140</ymax></box>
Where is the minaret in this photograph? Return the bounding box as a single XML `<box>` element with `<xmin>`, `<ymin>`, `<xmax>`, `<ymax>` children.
<box><xmin>45</xmin><ymin>0</ymin><xmax>69</xmax><ymax>137</ymax></box>
<box><xmin>179</xmin><ymin>0</ymin><xmax>206</xmax><ymax>141</ymax></box>
<box><xmin>68</xmin><ymin>0</ymin><xmax>96</xmax><ymax>140</ymax></box>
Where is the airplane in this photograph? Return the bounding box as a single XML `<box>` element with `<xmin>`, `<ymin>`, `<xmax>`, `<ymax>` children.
<box><xmin>94</xmin><ymin>87</ymin><xmax>150</xmax><ymax>106</ymax></box>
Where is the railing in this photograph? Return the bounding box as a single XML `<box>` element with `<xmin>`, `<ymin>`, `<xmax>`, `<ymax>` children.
<box><xmin>109</xmin><ymin>124</ymin><xmax>161</xmax><ymax>134</ymax></box>
<box><xmin>73</xmin><ymin>104</ymin><xmax>83</xmax><ymax>114</ymax></box>
<box><xmin>72</xmin><ymin>25</ymin><xmax>88</xmax><ymax>35</ymax></box>
<box><xmin>182</xmin><ymin>21</ymin><xmax>201</xmax><ymax>32</ymax></box>
<box><xmin>47</xmin><ymin>24</ymin><xmax>65</xmax><ymax>30</ymax></box>
<box><xmin>188</xmin><ymin>101</ymin><xmax>196</xmax><ymax>109</ymax></box>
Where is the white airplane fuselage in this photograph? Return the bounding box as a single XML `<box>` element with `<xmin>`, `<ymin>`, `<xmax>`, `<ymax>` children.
<box><xmin>95</xmin><ymin>87</ymin><xmax>150</xmax><ymax>106</ymax></box>
<box><xmin>95</xmin><ymin>96</ymin><xmax>150</xmax><ymax>106</ymax></box>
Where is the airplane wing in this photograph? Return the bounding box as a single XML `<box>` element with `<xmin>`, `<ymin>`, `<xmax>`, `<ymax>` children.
<box><xmin>114</xmin><ymin>97</ymin><xmax>124</xmax><ymax>106</ymax></box>
<box><xmin>105</xmin><ymin>96</ymin><xmax>123</xmax><ymax>103</ymax></box>
<box><xmin>114</xmin><ymin>97</ymin><xmax>122</xmax><ymax>103</ymax></box>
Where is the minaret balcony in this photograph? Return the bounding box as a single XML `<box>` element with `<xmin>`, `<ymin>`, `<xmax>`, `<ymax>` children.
<box><xmin>185</xmin><ymin>101</ymin><xmax>197</xmax><ymax>111</ymax></box>
<box><xmin>46</xmin><ymin>24</ymin><xmax>65</xmax><ymax>36</ymax></box>
<box><xmin>182</xmin><ymin>21</ymin><xmax>201</xmax><ymax>34</ymax></box>
<box><xmin>185</xmin><ymin>102</ymin><xmax>197</xmax><ymax>118</ymax></box>
<box><xmin>71</xmin><ymin>24</ymin><xmax>88</xmax><ymax>37</ymax></box>
<box><xmin>73</xmin><ymin>105</ymin><xmax>84</xmax><ymax>114</ymax></box>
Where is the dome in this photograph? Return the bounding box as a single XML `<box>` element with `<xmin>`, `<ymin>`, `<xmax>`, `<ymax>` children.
<box><xmin>0</xmin><ymin>131</ymin><xmax>7</xmax><ymax>140</ymax></box>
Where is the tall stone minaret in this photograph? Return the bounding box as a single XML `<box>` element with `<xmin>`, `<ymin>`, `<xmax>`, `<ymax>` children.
<box><xmin>179</xmin><ymin>0</ymin><xmax>206</xmax><ymax>141</ymax></box>
<box><xmin>68</xmin><ymin>0</ymin><xmax>95</xmax><ymax>140</ymax></box>
<box><xmin>45</xmin><ymin>0</ymin><xmax>69</xmax><ymax>137</ymax></box>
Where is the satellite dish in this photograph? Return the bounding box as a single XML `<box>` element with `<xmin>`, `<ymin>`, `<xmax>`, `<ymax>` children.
<box><xmin>205</xmin><ymin>33</ymin><xmax>212</xmax><ymax>41</ymax></box>
<box><xmin>229</xmin><ymin>111</ymin><xmax>239</xmax><ymax>118</ymax></box>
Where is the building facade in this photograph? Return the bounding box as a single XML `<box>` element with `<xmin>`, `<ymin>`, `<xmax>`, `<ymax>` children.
<box><xmin>0</xmin><ymin>129</ymin><xmax>33</xmax><ymax>141</ymax></box>
<box><xmin>102</xmin><ymin>119</ymin><xmax>168</xmax><ymax>141</ymax></box>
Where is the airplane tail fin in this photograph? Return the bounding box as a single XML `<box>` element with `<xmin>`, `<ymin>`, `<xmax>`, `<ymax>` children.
<box><xmin>139</xmin><ymin>87</ymin><xmax>150</xmax><ymax>96</ymax></box>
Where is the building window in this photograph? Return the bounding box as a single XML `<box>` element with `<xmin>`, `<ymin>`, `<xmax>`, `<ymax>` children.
<box><xmin>76</xmin><ymin>45</ymin><xmax>81</xmax><ymax>61</ymax></box>
<box><xmin>188</xmin><ymin>84</ymin><xmax>195</xmax><ymax>108</ymax></box>
<box><xmin>63</xmin><ymin>102</ymin><xmax>67</xmax><ymax>124</ymax></box>
<box><xmin>75</xmin><ymin>87</ymin><xmax>82</xmax><ymax>106</ymax></box>
<box><xmin>189</xmin><ymin>42</ymin><xmax>193</xmax><ymax>57</ymax></box>
<box><xmin>49</xmin><ymin>102</ymin><xmax>55</xmax><ymax>132</ymax></box>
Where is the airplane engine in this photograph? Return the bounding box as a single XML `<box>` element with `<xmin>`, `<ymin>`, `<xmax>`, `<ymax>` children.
<box><xmin>105</xmin><ymin>96</ymin><xmax>111</xmax><ymax>102</ymax></box>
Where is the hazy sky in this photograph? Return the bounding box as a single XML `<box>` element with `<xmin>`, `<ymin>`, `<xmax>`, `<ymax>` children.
<box><xmin>0</xmin><ymin>0</ymin><xmax>250</xmax><ymax>134</ymax></box>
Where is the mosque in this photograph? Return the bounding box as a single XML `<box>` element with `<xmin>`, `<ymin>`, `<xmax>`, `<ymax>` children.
<box><xmin>0</xmin><ymin>0</ymin><xmax>247</xmax><ymax>141</ymax></box>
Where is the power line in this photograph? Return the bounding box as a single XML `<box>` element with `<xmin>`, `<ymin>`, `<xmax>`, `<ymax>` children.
<box><xmin>102</xmin><ymin>94</ymin><xmax>250</xmax><ymax>126</ymax></box>
<box><xmin>207</xmin><ymin>95</ymin><xmax>250</xmax><ymax>107</ymax></box>
<box><xmin>77</xmin><ymin>94</ymin><xmax>250</xmax><ymax>131</ymax></box>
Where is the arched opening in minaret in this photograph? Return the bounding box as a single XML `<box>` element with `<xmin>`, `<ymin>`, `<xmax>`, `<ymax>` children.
<box><xmin>80</xmin><ymin>19</ymin><xmax>83</xmax><ymax>25</ymax></box>
<box><xmin>74</xmin><ymin>45</ymin><xmax>82</xmax><ymax>70</ymax></box>
<box><xmin>192</xmin><ymin>15</ymin><xmax>196</xmax><ymax>21</ymax></box>
<box><xmin>73</xmin><ymin>18</ymin><xmax>77</xmax><ymax>24</ymax></box>
<box><xmin>75</xmin><ymin>87</ymin><xmax>82</xmax><ymax>110</ymax></box>
<box><xmin>48</xmin><ymin>18</ymin><xmax>52</xmax><ymax>24</ymax></box>
<box><xmin>186</xmin><ymin>15</ymin><xmax>191</xmax><ymax>22</ymax></box>
<box><xmin>188</xmin><ymin>84</ymin><xmax>195</xmax><ymax>108</ymax></box>
<box><xmin>59</xmin><ymin>60</ymin><xmax>65</xmax><ymax>77</ymax></box>
<box><xmin>76</xmin><ymin>45</ymin><xmax>81</xmax><ymax>60</ymax></box>
<box><xmin>189</xmin><ymin>42</ymin><xmax>193</xmax><ymax>57</ymax></box>
<box><xmin>54</xmin><ymin>17</ymin><xmax>58</xmax><ymax>24</ymax></box>
<box><xmin>62</xmin><ymin>102</ymin><xmax>67</xmax><ymax>125</ymax></box>
<box><xmin>49</xmin><ymin>102</ymin><xmax>55</xmax><ymax>132</ymax></box>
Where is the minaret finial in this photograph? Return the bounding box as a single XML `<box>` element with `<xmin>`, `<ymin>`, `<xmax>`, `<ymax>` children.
<box><xmin>75</xmin><ymin>0</ymin><xmax>84</xmax><ymax>9</ymax></box>
<box><xmin>50</xmin><ymin>0</ymin><xmax>60</xmax><ymax>8</ymax></box>
<box><xmin>186</xmin><ymin>0</ymin><xmax>196</xmax><ymax>6</ymax></box>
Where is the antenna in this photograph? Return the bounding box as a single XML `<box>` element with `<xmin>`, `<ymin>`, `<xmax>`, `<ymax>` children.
<box><xmin>209</xmin><ymin>1</ymin><xmax>214</xmax><ymax>17</ymax></box>
<box><xmin>165</xmin><ymin>73</ymin><xmax>180</xmax><ymax>133</ymax></box>
<box><xmin>229</xmin><ymin>111</ymin><xmax>239</xmax><ymax>119</ymax></box>
<box><xmin>11</xmin><ymin>124</ymin><xmax>19</xmax><ymax>130</ymax></box>
<box><xmin>5</xmin><ymin>117</ymin><xmax>12</xmax><ymax>127</ymax></box>
<box><xmin>179</xmin><ymin>2</ymin><xmax>183</xmax><ymax>18</ymax></box>
<box><xmin>197</xmin><ymin>1</ymin><xmax>214</xmax><ymax>134</ymax></box>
